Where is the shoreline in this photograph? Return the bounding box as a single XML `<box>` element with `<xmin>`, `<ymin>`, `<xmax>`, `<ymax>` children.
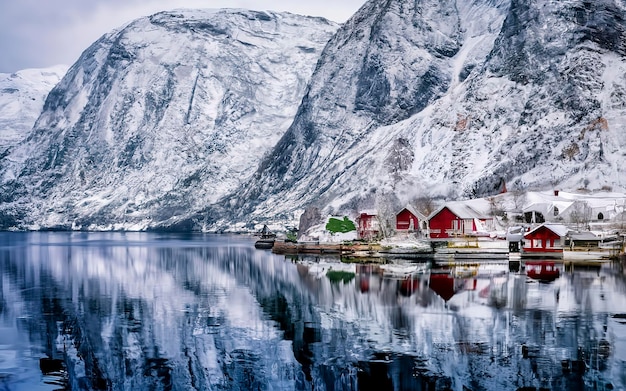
<box><xmin>269</xmin><ymin>239</ymin><xmax>623</xmax><ymax>264</ymax></box>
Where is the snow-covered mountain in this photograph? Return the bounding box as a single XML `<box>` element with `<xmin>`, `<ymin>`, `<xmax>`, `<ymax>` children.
<box><xmin>0</xmin><ymin>9</ymin><xmax>337</xmax><ymax>230</ymax></box>
<box><xmin>0</xmin><ymin>66</ymin><xmax>67</xmax><ymax>156</ymax></box>
<box><xmin>233</xmin><ymin>0</ymin><xmax>626</xmax><ymax>223</ymax></box>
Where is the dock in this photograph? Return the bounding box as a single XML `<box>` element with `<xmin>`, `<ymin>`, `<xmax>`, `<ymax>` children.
<box><xmin>272</xmin><ymin>241</ymin><xmax>383</xmax><ymax>256</ymax></box>
<box><xmin>269</xmin><ymin>239</ymin><xmax>621</xmax><ymax>266</ymax></box>
<box><xmin>271</xmin><ymin>240</ymin><xmax>434</xmax><ymax>260</ymax></box>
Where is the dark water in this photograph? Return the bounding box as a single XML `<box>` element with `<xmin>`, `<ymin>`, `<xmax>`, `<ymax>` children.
<box><xmin>0</xmin><ymin>232</ymin><xmax>625</xmax><ymax>391</ymax></box>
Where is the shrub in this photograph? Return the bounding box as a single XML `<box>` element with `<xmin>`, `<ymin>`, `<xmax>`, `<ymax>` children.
<box><xmin>326</xmin><ymin>217</ymin><xmax>356</xmax><ymax>233</ymax></box>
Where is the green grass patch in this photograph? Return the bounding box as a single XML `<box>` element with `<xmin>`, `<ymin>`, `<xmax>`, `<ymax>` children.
<box><xmin>285</xmin><ymin>231</ymin><xmax>297</xmax><ymax>242</ymax></box>
<box><xmin>326</xmin><ymin>217</ymin><xmax>356</xmax><ymax>234</ymax></box>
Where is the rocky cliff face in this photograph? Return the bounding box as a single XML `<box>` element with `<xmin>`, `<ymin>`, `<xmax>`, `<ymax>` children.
<box><xmin>0</xmin><ymin>9</ymin><xmax>337</xmax><ymax>230</ymax></box>
<box><xmin>233</xmin><ymin>0</ymin><xmax>626</xmax><ymax>224</ymax></box>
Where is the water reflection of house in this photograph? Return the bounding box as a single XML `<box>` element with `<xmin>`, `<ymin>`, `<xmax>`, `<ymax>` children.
<box><xmin>398</xmin><ymin>276</ymin><xmax>420</xmax><ymax>297</ymax></box>
<box><xmin>525</xmin><ymin>261</ymin><xmax>560</xmax><ymax>282</ymax></box>
<box><xmin>355</xmin><ymin>264</ymin><xmax>380</xmax><ymax>293</ymax></box>
<box><xmin>522</xmin><ymin>223</ymin><xmax>568</xmax><ymax>258</ymax></box>
<box><xmin>428</xmin><ymin>273</ymin><xmax>476</xmax><ymax>302</ymax></box>
<box><xmin>355</xmin><ymin>264</ymin><xmax>427</xmax><ymax>297</ymax></box>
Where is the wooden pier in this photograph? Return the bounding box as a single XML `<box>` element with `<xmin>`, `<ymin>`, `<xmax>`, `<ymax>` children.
<box><xmin>272</xmin><ymin>241</ymin><xmax>383</xmax><ymax>256</ymax></box>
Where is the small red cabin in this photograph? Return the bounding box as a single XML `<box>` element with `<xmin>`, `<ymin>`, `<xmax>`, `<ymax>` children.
<box><xmin>357</xmin><ymin>210</ymin><xmax>379</xmax><ymax>240</ymax></box>
<box><xmin>428</xmin><ymin>202</ymin><xmax>493</xmax><ymax>239</ymax></box>
<box><xmin>395</xmin><ymin>205</ymin><xmax>426</xmax><ymax>232</ymax></box>
<box><xmin>522</xmin><ymin>224</ymin><xmax>568</xmax><ymax>258</ymax></box>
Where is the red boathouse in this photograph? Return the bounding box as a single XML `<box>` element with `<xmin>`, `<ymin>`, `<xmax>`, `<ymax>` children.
<box><xmin>357</xmin><ymin>210</ymin><xmax>379</xmax><ymax>240</ymax></box>
<box><xmin>522</xmin><ymin>224</ymin><xmax>568</xmax><ymax>258</ymax></box>
<box><xmin>428</xmin><ymin>201</ymin><xmax>493</xmax><ymax>239</ymax></box>
<box><xmin>395</xmin><ymin>205</ymin><xmax>427</xmax><ymax>233</ymax></box>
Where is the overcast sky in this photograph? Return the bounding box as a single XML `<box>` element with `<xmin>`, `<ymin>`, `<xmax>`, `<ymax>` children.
<box><xmin>0</xmin><ymin>0</ymin><xmax>365</xmax><ymax>73</ymax></box>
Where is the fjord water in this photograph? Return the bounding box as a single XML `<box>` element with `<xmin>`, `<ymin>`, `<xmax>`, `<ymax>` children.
<box><xmin>1</xmin><ymin>232</ymin><xmax>625</xmax><ymax>390</ymax></box>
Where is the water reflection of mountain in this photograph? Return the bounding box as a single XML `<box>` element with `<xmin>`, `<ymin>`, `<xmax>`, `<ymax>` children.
<box><xmin>0</xmin><ymin>232</ymin><xmax>625</xmax><ymax>390</ymax></box>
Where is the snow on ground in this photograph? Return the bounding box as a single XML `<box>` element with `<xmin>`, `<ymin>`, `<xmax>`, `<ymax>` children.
<box><xmin>380</xmin><ymin>235</ymin><xmax>431</xmax><ymax>250</ymax></box>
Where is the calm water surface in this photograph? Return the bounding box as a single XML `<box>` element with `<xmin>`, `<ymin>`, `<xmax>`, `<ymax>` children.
<box><xmin>0</xmin><ymin>232</ymin><xmax>625</xmax><ymax>390</ymax></box>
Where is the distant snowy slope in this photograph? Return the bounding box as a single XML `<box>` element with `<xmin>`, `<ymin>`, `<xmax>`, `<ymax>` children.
<box><xmin>0</xmin><ymin>9</ymin><xmax>337</xmax><ymax>230</ymax></box>
<box><xmin>0</xmin><ymin>65</ymin><xmax>67</xmax><ymax>155</ymax></box>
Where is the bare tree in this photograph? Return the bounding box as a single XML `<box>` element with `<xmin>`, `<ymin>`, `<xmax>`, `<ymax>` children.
<box><xmin>569</xmin><ymin>200</ymin><xmax>592</xmax><ymax>230</ymax></box>
<box><xmin>412</xmin><ymin>195</ymin><xmax>437</xmax><ymax>217</ymax></box>
<box><xmin>376</xmin><ymin>192</ymin><xmax>402</xmax><ymax>238</ymax></box>
<box><xmin>384</xmin><ymin>138</ymin><xmax>414</xmax><ymax>184</ymax></box>
<box><xmin>562</xmin><ymin>142</ymin><xmax>580</xmax><ymax>161</ymax></box>
<box><xmin>511</xmin><ymin>190</ymin><xmax>527</xmax><ymax>211</ymax></box>
<box><xmin>488</xmin><ymin>196</ymin><xmax>505</xmax><ymax>217</ymax></box>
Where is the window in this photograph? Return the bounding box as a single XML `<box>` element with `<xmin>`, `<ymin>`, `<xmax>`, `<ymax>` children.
<box><xmin>598</xmin><ymin>212</ymin><xmax>604</xmax><ymax>220</ymax></box>
<box><xmin>553</xmin><ymin>207</ymin><xmax>559</xmax><ymax>216</ymax></box>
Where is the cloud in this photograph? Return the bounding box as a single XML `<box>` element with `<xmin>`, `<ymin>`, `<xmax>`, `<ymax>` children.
<box><xmin>0</xmin><ymin>0</ymin><xmax>364</xmax><ymax>73</ymax></box>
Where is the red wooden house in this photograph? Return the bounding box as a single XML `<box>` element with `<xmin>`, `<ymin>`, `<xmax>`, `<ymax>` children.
<box><xmin>395</xmin><ymin>205</ymin><xmax>427</xmax><ymax>233</ymax></box>
<box><xmin>428</xmin><ymin>200</ymin><xmax>494</xmax><ymax>239</ymax></box>
<box><xmin>357</xmin><ymin>210</ymin><xmax>380</xmax><ymax>240</ymax></box>
<box><xmin>521</xmin><ymin>224</ymin><xmax>568</xmax><ymax>259</ymax></box>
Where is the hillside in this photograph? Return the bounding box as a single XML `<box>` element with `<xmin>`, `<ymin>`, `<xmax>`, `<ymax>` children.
<box><xmin>0</xmin><ymin>9</ymin><xmax>337</xmax><ymax>230</ymax></box>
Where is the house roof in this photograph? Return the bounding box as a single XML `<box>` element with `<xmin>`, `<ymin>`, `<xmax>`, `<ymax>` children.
<box><xmin>397</xmin><ymin>205</ymin><xmax>427</xmax><ymax>221</ymax></box>
<box><xmin>522</xmin><ymin>201</ymin><xmax>575</xmax><ymax>217</ymax></box>
<box><xmin>430</xmin><ymin>199</ymin><xmax>492</xmax><ymax>220</ymax></box>
<box><xmin>359</xmin><ymin>209</ymin><xmax>377</xmax><ymax>216</ymax></box>
<box><xmin>569</xmin><ymin>231</ymin><xmax>600</xmax><ymax>241</ymax></box>
<box><xmin>524</xmin><ymin>223</ymin><xmax>569</xmax><ymax>238</ymax></box>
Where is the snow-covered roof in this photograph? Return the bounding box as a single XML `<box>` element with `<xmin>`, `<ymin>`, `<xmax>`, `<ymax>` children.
<box><xmin>397</xmin><ymin>205</ymin><xmax>427</xmax><ymax>221</ymax></box>
<box><xmin>524</xmin><ymin>223</ymin><xmax>569</xmax><ymax>238</ymax></box>
<box><xmin>522</xmin><ymin>201</ymin><xmax>575</xmax><ymax>217</ymax></box>
<box><xmin>431</xmin><ymin>199</ymin><xmax>492</xmax><ymax>220</ymax></box>
<box><xmin>569</xmin><ymin>231</ymin><xmax>600</xmax><ymax>241</ymax></box>
<box><xmin>359</xmin><ymin>209</ymin><xmax>378</xmax><ymax>216</ymax></box>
